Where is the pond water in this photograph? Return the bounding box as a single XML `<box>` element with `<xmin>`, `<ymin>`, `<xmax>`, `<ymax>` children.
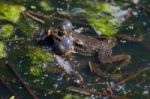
<box><xmin>0</xmin><ymin>0</ymin><xmax>150</xmax><ymax>99</ymax></box>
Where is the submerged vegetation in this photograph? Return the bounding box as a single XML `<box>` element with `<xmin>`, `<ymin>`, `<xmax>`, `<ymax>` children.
<box><xmin>0</xmin><ymin>0</ymin><xmax>149</xmax><ymax>99</ymax></box>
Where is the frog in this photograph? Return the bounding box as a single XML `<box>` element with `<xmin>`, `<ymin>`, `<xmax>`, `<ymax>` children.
<box><xmin>60</xmin><ymin>20</ymin><xmax>143</xmax><ymax>67</ymax></box>
<box><xmin>45</xmin><ymin>20</ymin><xmax>143</xmax><ymax>67</ymax></box>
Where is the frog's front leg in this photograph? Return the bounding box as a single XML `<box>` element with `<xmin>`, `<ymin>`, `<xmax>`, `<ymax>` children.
<box><xmin>98</xmin><ymin>52</ymin><xmax>131</xmax><ymax>67</ymax></box>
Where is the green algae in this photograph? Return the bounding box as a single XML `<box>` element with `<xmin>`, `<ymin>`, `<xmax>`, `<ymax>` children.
<box><xmin>68</xmin><ymin>1</ymin><xmax>120</xmax><ymax>36</ymax></box>
<box><xmin>0</xmin><ymin>24</ymin><xmax>13</xmax><ymax>39</ymax></box>
<box><xmin>27</xmin><ymin>46</ymin><xmax>54</xmax><ymax>65</ymax></box>
<box><xmin>29</xmin><ymin>65</ymin><xmax>43</xmax><ymax>77</ymax></box>
<box><xmin>0</xmin><ymin>42</ymin><xmax>6</xmax><ymax>58</ymax></box>
<box><xmin>83</xmin><ymin>2</ymin><xmax>120</xmax><ymax>36</ymax></box>
<box><xmin>88</xmin><ymin>15</ymin><xmax>119</xmax><ymax>36</ymax></box>
<box><xmin>0</xmin><ymin>2</ymin><xmax>25</xmax><ymax>23</ymax></box>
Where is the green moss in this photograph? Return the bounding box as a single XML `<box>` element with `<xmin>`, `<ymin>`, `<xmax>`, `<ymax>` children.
<box><xmin>30</xmin><ymin>65</ymin><xmax>43</xmax><ymax>77</ymax></box>
<box><xmin>88</xmin><ymin>15</ymin><xmax>119</xmax><ymax>36</ymax></box>
<box><xmin>39</xmin><ymin>1</ymin><xmax>53</xmax><ymax>11</ymax></box>
<box><xmin>0</xmin><ymin>2</ymin><xmax>25</xmax><ymax>23</ymax></box>
<box><xmin>0</xmin><ymin>42</ymin><xmax>6</xmax><ymax>58</ymax></box>
<box><xmin>0</xmin><ymin>24</ymin><xmax>13</xmax><ymax>39</ymax></box>
<box><xmin>27</xmin><ymin>46</ymin><xmax>54</xmax><ymax>65</ymax></box>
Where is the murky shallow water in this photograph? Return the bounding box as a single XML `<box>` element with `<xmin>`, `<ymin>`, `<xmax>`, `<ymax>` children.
<box><xmin>0</xmin><ymin>0</ymin><xmax>150</xmax><ymax>99</ymax></box>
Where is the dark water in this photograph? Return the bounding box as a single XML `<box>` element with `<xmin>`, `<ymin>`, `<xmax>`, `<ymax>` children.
<box><xmin>0</xmin><ymin>0</ymin><xmax>150</xmax><ymax>99</ymax></box>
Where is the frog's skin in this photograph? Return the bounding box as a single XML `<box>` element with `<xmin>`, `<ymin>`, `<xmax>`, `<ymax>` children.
<box><xmin>70</xmin><ymin>31</ymin><xmax>143</xmax><ymax>67</ymax></box>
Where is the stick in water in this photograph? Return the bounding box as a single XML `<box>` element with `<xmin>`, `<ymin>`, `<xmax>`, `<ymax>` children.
<box><xmin>0</xmin><ymin>79</ymin><xmax>20</xmax><ymax>99</ymax></box>
<box><xmin>5</xmin><ymin>62</ymin><xmax>38</xmax><ymax>99</ymax></box>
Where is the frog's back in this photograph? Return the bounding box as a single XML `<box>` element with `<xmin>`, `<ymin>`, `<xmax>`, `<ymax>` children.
<box><xmin>71</xmin><ymin>32</ymin><xmax>116</xmax><ymax>51</ymax></box>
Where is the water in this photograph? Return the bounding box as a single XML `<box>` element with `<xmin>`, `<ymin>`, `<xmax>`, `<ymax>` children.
<box><xmin>0</xmin><ymin>0</ymin><xmax>150</xmax><ymax>99</ymax></box>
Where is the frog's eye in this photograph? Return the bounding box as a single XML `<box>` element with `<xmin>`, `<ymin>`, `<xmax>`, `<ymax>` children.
<box><xmin>60</xmin><ymin>20</ymin><xmax>73</xmax><ymax>31</ymax></box>
<box><xmin>58</xmin><ymin>31</ymin><xmax>65</xmax><ymax>36</ymax></box>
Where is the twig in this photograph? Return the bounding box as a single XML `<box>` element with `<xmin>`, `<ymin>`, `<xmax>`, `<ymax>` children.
<box><xmin>138</xmin><ymin>77</ymin><xmax>150</xmax><ymax>85</ymax></box>
<box><xmin>5</xmin><ymin>63</ymin><xmax>38</xmax><ymax>99</ymax></box>
<box><xmin>138</xmin><ymin>4</ymin><xmax>150</xmax><ymax>13</ymax></box>
<box><xmin>26</xmin><ymin>10</ymin><xmax>89</xmax><ymax>26</ymax></box>
<box><xmin>88</xmin><ymin>61</ymin><xmax>102</xmax><ymax>76</ymax></box>
<box><xmin>0</xmin><ymin>79</ymin><xmax>20</xmax><ymax>99</ymax></box>
<box><xmin>24</xmin><ymin>11</ymin><xmax>45</xmax><ymax>24</ymax></box>
<box><xmin>112</xmin><ymin>67</ymin><xmax>150</xmax><ymax>88</ymax></box>
<box><xmin>106</xmin><ymin>82</ymin><xmax>113</xmax><ymax>95</ymax></box>
<box><xmin>0</xmin><ymin>77</ymin><xmax>65</xmax><ymax>96</ymax></box>
<box><xmin>68</xmin><ymin>86</ymin><xmax>130</xmax><ymax>99</ymax></box>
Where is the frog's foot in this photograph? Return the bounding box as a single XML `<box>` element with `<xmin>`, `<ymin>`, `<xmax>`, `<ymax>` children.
<box><xmin>98</xmin><ymin>54</ymin><xmax>131</xmax><ymax>67</ymax></box>
<box><xmin>117</xmin><ymin>34</ymin><xmax>144</xmax><ymax>42</ymax></box>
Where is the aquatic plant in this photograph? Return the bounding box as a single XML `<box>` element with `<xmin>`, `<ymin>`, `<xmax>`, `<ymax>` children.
<box><xmin>27</xmin><ymin>46</ymin><xmax>54</xmax><ymax>77</ymax></box>
<box><xmin>88</xmin><ymin>15</ymin><xmax>119</xmax><ymax>36</ymax></box>
<box><xmin>0</xmin><ymin>42</ymin><xmax>6</xmax><ymax>58</ymax></box>
<box><xmin>68</xmin><ymin>1</ymin><xmax>120</xmax><ymax>35</ymax></box>
<box><xmin>0</xmin><ymin>2</ymin><xmax>25</xmax><ymax>23</ymax></box>
<box><xmin>83</xmin><ymin>2</ymin><xmax>120</xmax><ymax>35</ymax></box>
<box><xmin>27</xmin><ymin>46</ymin><xmax>54</xmax><ymax>65</ymax></box>
<box><xmin>29</xmin><ymin>65</ymin><xmax>43</xmax><ymax>76</ymax></box>
<box><xmin>0</xmin><ymin>24</ymin><xmax>13</xmax><ymax>39</ymax></box>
